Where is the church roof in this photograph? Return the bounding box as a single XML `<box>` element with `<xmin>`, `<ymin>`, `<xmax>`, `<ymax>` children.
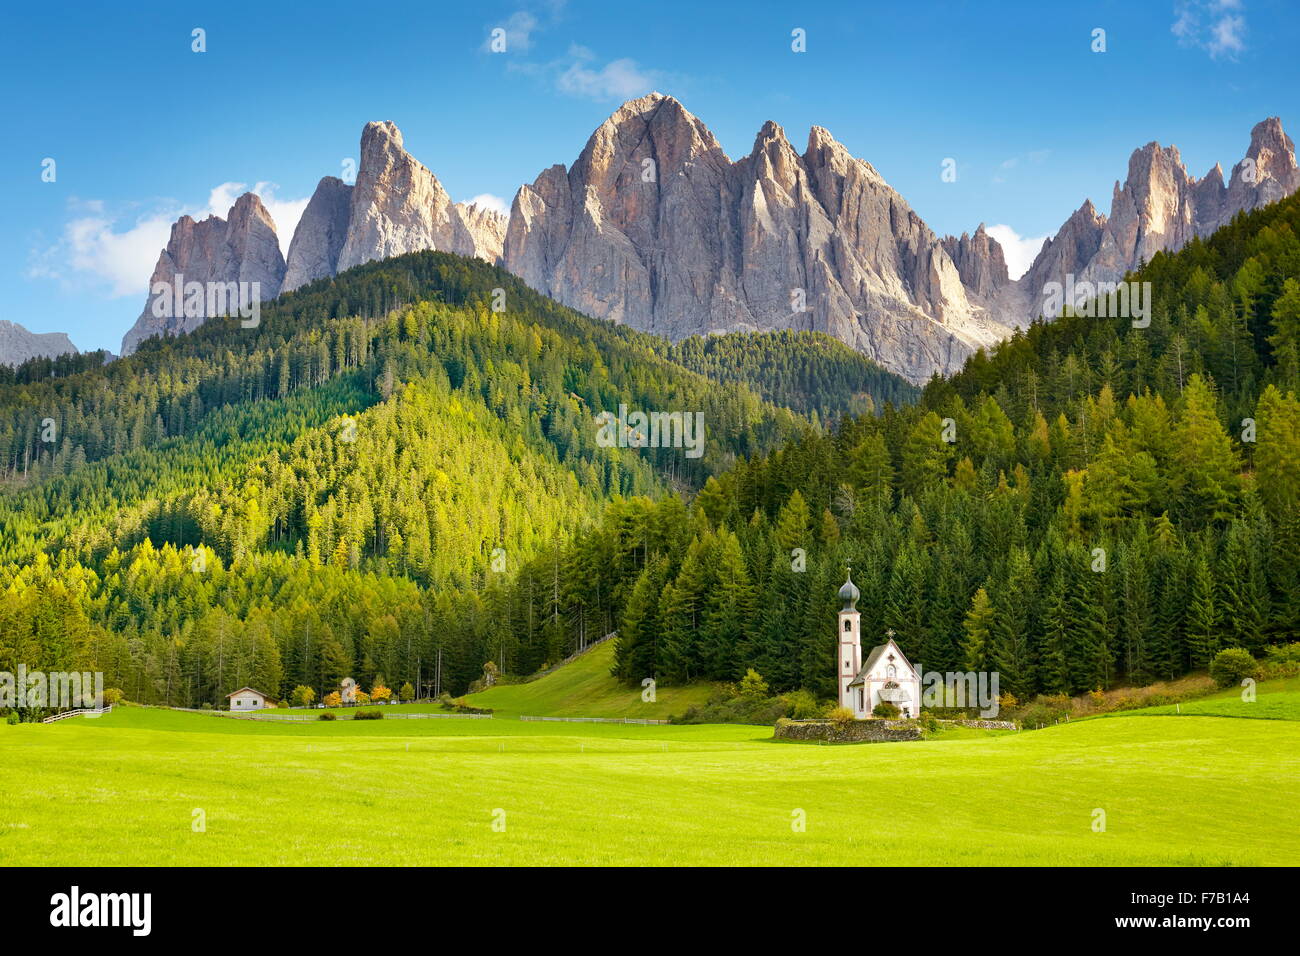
<box><xmin>847</xmin><ymin>638</ymin><xmax>918</xmax><ymax>686</ymax></box>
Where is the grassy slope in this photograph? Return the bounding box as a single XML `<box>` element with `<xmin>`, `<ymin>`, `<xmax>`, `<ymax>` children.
<box><xmin>2</xmin><ymin>706</ymin><xmax>1297</xmax><ymax>865</ymax></box>
<box><xmin>1105</xmin><ymin>675</ymin><xmax>1300</xmax><ymax>721</ymax></box>
<box><xmin>463</xmin><ymin>640</ymin><xmax>719</xmax><ymax>719</ymax></box>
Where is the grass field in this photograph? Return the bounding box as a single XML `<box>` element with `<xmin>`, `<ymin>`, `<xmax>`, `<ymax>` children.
<box><xmin>262</xmin><ymin>639</ymin><xmax>717</xmax><ymax>721</ymax></box>
<box><xmin>1106</xmin><ymin>675</ymin><xmax>1300</xmax><ymax>721</ymax></box>
<box><xmin>462</xmin><ymin>639</ymin><xmax>719</xmax><ymax>718</ymax></box>
<box><xmin>3</xmin><ymin>693</ymin><xmax>1298</xmax><ymax>865</ymax></box>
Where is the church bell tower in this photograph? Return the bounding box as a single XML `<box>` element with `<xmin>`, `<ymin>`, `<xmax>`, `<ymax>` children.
<box><xmin>837</xmin><ymin>569</ymin><xmax>862</xmax><ymax>711</ymax></box>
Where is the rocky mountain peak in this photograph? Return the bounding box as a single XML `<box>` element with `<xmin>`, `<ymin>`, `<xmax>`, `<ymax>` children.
<box><xmin>283</xmin><ymin>176</ymin><xmax>353</xmax><ymax>293</ymax></box>
<box><xmin>1227</xmin><ymin>116</ymin><xmax>1300</xmax><ymax>212</ymax></box>
<box><xmin>335</xmin><ymin>120</ymin><xmax>504</xmax><ymax>274</ymax></box>
<box><xmin>1017</xmin><ymin>117</ymin><xmax>1297</xmax><ymax>322</ymax></box>
<box><xmin>502</xmin><ymin>96</ymin><xmax>1013</xmax><ymax>382</ymax></box>
<box><xmin>121</xmin><ymin>191</ymin><xmax>285</xmax><ymax>355</ymax></box>
<box><xmin>942</xmin><ymin>223</ymin><xmax>1010</xmax><ymax>300</ymax></box>
<box><xmin>0</xmin><ymin>320</ymin><xmax>78</xmax><ymax>367</ymax></box>
<box><xmin>1248</xmin><ymin>116</ymin><xmax>1293</xmax><ymax>159</ymax></box>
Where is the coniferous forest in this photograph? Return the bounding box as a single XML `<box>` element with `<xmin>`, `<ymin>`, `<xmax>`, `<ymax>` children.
<box><xmin>3</xmin><ymin>194</ymin><xmax>1300</xmax><ymax>707</ymax></box>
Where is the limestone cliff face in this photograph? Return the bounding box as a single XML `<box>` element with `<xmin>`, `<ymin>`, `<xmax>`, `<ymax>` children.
<box><xmin>0</xmin><ymin>320</ymin><xmax>78</xmax><ymax>366</ymax></box>
<box><xmin>282</xmin><ymin>176</ymin><xmax>353</xmax><ymax>293</ymax></box>
<box><xmin>1226</xmin><ymin>117</ymin><xmax>1300</xmax><ymax>215</ymax></box>
<box><xmin>1018</xmin><ymin>200</ymin><xmax>1108</xmax><ymax>307</ymax></box>
<box><xmin>1078</xmin><ymin>142</ymin><xmax>1203</xmax><ymax>288</ymax></box>
<box><xmin>121</xmin><ymin>108</ymin><xmax>1296</xmax><ymax>380</ymax></box>
<box><xmin>335</xmin><ymin>121</ymin><xmax>505</xmax><ymax>273</ymax></box>
<box><xmin>121</xmin><ymin>193</ymin><xmax>285</xmax><ymax>355</ymax></box>
<box><xmin>503</xmin><ymin>94</ymin><xmax>1012</xmax><ymax>383</ymax></box>
<box><xmin>1019</xmin><ymin>117</ymin><xmax>1298</xmax><ymax>320</ymax></box>
<box><xmin>942</xmin><ymin>224</ymin><xmax>1010</xmax><ymax>301</ymax></box>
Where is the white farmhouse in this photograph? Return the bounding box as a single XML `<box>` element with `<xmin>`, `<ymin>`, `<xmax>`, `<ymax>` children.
<box><xmin>225</xmin><ymin>687</ymin><xmax>271</xmax><ymax>711</ymax></box>
<box><xmin>836</xmin><ymin>572</ymin><xmax>922</xmax><ymax>719</ymax></box>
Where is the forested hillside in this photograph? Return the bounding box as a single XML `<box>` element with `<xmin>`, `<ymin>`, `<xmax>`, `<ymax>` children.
<box><xmin>604</xmin><ymin>194</ymin><xmax>1300</xmax><ymax>698</ymax></box>
<box><xmin>0</xmin><ymin>251</ymin><xmax>911</xmax><ymax>703</ymax></box>
<box><xmin>9</xmin><ymin>185</ymin><xmax>1299</xmax><ymax>710</ymax></box>
<box><xmin>668</xmin><ymin>329</ymin><xmax>918</xmax><ymax>420</ymax></box>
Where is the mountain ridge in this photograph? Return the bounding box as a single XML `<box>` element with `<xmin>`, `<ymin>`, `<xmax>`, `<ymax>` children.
<box><xmin>116</xmin><ymin>99</ymin><xmax>1299</xmax><ymax>381</ymax></box>
<box><xmin>0</xmin><ymin>319</ymin><xmax>78</xmax><ymax>367</ymax></box>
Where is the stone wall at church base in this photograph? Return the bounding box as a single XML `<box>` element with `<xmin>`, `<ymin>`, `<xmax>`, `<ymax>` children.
<box><xmin>773</xmin><ymin>718</ymin><xmax>922</xmax><ymax>743</ymax></box>
<box><xmin>938</xmin><ymin>718</ymin><xmax>1018</xmax><ymax>731</ymax></box>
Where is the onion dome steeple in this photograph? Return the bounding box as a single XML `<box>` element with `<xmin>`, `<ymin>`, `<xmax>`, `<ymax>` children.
<box><xmin>838</xmin><ymin>568</ymin><xmax>860</xmax><ymax>612</ymax></box>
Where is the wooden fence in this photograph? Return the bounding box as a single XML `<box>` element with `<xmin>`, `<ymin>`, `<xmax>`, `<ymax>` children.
<box><xmin>40</xmin><ymin>704</ymin><xmax>114</xmax><ymax>723</ymax></box>
<box><xmin>520</xmin><ymin>715</ymin><xmax>668</xmax><ymax>725</ymax></box>
<box><xmin>219</xmin><ymin>711</ymin><xmax>493</xmax><ymax>722</ymax></box>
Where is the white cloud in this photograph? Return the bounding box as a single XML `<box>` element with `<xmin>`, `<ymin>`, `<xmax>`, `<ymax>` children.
<box><xmin>985</xmin><ymin>224</ymin><xmax>1048</xmax><ymax>281</ymax></box>
<box><xmin>463</xmin><ymin>193</ymin><xmax>511</xmax><ymax>216</ymax></box>
<box><xmin>27</xmin><ymin>201</ymin><xmax>178</xmax><ymax>297</ymax></box>
<box><xmin>555</xmin><ymin>46</ymin><xmax>661</xmax><ymax>101</ymax></box>
<box><xmin>30</xmin><ymin>182</ymin><xmax>309</xmax><ymax>300</ymax></box>
<box><xmin>1172</xmin><ymin>0</ymin><xmax>1247</xmax><ymax>60</ymax></box>
<box><xmin>1208</xmin><ymin>13</ymin><xmax>1246</xmax><ymax>57</ymax></box>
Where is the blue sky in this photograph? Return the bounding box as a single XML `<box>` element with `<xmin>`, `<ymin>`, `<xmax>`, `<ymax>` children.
<box><xmin>4</xmin><ymin>0</ymin><xmax>1297</xmax><ymax>353</ymax></box>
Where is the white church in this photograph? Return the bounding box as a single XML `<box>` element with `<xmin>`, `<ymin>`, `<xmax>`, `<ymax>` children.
<box><xmin>837</xmin><ymin>571</ymin><xmax>921</xmax><ymax>719</ymax></box>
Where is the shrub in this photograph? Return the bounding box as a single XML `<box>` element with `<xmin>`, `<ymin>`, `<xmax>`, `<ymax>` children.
<box><xmin>354</xmin><ymin>709</ymin><xmax>384</xmax><ymax>720</ymax></box>
<box><xmin>102</xmin><ymin>688</ymin><xmax>124</xmax><ymax>706</ymax></box>
<box><xmin>354</xmin><ymin>690</ymin><xmax>371</xmax><ymax>706</ymax></box>
<box><xmin>1265</xmin><ymin>642</ymin><xmax>1300</xmax><ymax>663</ymax></box>
<box><xmin>290</xmin><ymin>685</ymin><xmax>316</xmax><ymax>708</ymax></box>
<box><xmin>829</xmin><ymin>705</ymin><xmax>856</xmax><ymax>727</ymax></box>
<box><xmin>317</xmin><ymin>712</ymin><xmax>337</xmax><ymax>721</ymax></box>
<box><xmin>998</xmin><ymin>692</ymin><xmax>1018</xmax><ymax>711</ymax></box>
<box><xmin>199</xmin><ymin>702</ymin><xmax>214</xmax><ymax>711</ymax></box>
<box><xmin>872</xmin><ymin>700</ymin><xmax>901</xmax><ymax>719</ymax></box>
<box><xmin>780</xmin><ymin>688</ymin><xmax>821</xmax><ymax>720</ymax></box>
<box><xmin>5</xmin><ymin>711</ymin><xmax>18</xmax><ymax>725</ymax></box>
<box><xmin>1261</xmin><ymin>643</ymin><xmax>1300</xmax><ymax>680</ymax></box>
<box><xmin>737</xmin><ymin>669</ymin><xmax>769</xmax><ymax>700</ymax></box>
<box><xmin>672</xmin><ymin>693</ymin><xmax>789</xmax><ymax>726</ymax></box>
<box><xmin>1210</xmin><ymin>648</ymin><xmax>1259</xmax><ymax>687</ymax></box>
<box><xmin>437</xmin><ymin>695</ymin><xmax>493</xmax><ymax>715</ymax></box>
<box><xmin>1016</xmin><ymin>696</ymin><xmax>1071</xmax><ymax>729</ymax></box>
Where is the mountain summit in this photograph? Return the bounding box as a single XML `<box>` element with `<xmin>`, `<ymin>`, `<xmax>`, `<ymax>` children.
<box><xmin>121</xmin><ymin>100</ymin><xmax>1297</xmax><ymax>381</ymax></box>
<box><xmin>0</xmin><ymin>319</ymin><xmax>78</xmax><ymax>367</ymax></box>
<box><xmin>503</xmin><ymin>93</ymin><xmax>1013</xmax><ymax>383</ymax></box>
<box><xmin>1016</xmin><ymin>116</ymin><xmax>1299</xmax><ymax>320</ymax></box>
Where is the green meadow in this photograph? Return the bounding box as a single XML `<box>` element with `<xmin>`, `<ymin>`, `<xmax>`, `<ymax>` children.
<box><xmin>462</xmin><ymin>639</ymin><xmax>719</xmax><ymax>718</ymax></box>
<box><xmin>1105</xmin><ymin>676</ymin><xmax>1300</xmax><ymax>722</ymax></box>
<box><xmin>2</xmin><ymin>687</ymin><xmax>1298</xmax><ymax>866</ymax></box>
